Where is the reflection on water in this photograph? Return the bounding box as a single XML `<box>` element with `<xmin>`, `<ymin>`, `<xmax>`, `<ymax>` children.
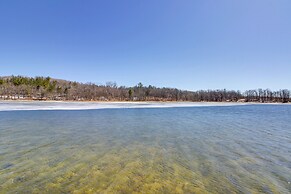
<box><xmin>0</xmin><ymin>105</ymin><xmax>291</xmax><ymax>193</ymax></box>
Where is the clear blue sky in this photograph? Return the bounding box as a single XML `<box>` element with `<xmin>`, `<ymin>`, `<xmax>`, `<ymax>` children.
<box><xmin>1</xmin><ymin>0</ymin><xmax>290</xmax><ymax>91</ymax></box>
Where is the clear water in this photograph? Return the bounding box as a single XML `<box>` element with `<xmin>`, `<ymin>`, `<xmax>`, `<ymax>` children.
<box><xmin>0</xmin><ymin>105</ymin><xmax>291</xmax><ymax>193</ymax></box>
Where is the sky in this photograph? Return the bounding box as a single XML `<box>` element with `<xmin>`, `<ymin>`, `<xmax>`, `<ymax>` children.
<box><xmin>0</xmin><ymin>0</ymin><xmax>290</xmax><ymax>91</ymax></box>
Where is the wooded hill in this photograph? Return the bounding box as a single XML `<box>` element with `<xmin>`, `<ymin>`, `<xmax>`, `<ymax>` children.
<box><xmin>0</xmin><ymin>76</ymin><xmax>290</xmax><ymax>103</ymax></box>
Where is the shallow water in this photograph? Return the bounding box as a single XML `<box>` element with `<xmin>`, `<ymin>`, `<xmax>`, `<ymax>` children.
<box><xmin>0</xmin><ymin>104</ymin><xmax>291</xmax><ymax>193</ymax></box>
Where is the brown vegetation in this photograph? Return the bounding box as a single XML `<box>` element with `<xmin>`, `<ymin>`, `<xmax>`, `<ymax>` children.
<box><xmin>0</xmin><ymin>76</ymin><xmax>290</xmax><ymax>103</ymax></box>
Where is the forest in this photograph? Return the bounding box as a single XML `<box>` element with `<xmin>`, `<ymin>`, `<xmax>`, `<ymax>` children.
<box><xmin>0</xmin><ymin>76</ymin><xmax>290</xmax><ymax>103</ymax></box>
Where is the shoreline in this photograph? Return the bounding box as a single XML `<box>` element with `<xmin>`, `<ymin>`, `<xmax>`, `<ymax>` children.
<box><xmin>0</xmin><ymin>100</ymin><xmax>290</xmax><ymax>112</ymax></box>
<box><xmin>0</xmin><ymin>99</ymin><xmax>290</xmax><ymax>104</ymax></box>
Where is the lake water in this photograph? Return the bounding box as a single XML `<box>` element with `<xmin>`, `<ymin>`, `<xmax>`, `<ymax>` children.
<box><xmin>0</xmin><ymin>103</ymin><xmax>291</xmax><ymax>193</ymax></box>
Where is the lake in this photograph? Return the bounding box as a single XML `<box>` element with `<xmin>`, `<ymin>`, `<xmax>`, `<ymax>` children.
<box><xmin>0</xmin><ymin>103</ymin><xmax>290</xmax><ymax>193</ymax></box>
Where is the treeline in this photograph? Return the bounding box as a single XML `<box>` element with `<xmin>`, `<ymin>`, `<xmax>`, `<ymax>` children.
<box><xmin>0</xmin><ymin>76</ymin><xmax>290</xmax><ymax>103</ymax></box>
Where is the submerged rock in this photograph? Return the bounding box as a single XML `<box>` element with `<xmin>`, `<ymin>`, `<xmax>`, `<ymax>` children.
<box><xmin>2</xmin><ymin>163</ymin><xmax>13</xmax><ymax>170</ymax></box>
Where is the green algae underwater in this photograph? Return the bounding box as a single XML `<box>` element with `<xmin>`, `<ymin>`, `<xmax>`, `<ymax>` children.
<box><xmin>0</xmin><ymin>105</ymin><xmax>291</xmax><ymax>193</ymax></box>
